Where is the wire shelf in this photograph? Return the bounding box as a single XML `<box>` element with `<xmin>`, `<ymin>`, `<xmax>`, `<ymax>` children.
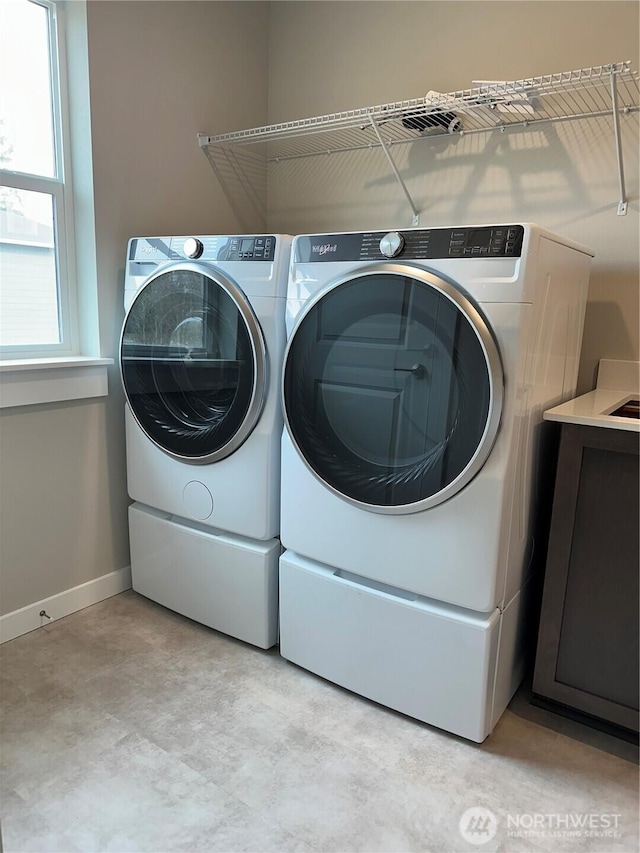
<box><xmin>198</xmin><ymin>62</ymin><xmax>639</xmax><ymax>225</ymax></box>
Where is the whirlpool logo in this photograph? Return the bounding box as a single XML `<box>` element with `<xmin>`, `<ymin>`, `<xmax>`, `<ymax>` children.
<box><xmin>311</xmin><ymin>242</ymin><xmax>338</xmax><ymax>256</ymax></box>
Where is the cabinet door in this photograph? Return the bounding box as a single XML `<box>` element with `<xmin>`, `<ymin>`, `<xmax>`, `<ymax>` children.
<box><xmin>533</xmin><ymin>424</ymin><xmax>639</xmax><ymax>732</ymax></box>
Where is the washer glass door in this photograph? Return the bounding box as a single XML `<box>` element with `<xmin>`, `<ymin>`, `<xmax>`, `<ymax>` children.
<box><xmin>121</xmin><ymin>264</ymin><xmax>266</xmax><ymax>463</ymax></box>
<box><xmin>283</xmin><ymin>267</ymin><xmax>503</xmax><ymax>513</ymax></box>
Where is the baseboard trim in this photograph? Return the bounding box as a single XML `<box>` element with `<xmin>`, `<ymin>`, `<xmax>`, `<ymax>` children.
<box><xmin>0</xmin><ymin>566</ymin><xmax>132</xmax><ymax>644</ymax></box>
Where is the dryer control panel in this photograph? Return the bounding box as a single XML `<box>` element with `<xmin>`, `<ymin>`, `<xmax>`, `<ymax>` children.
<box><xmin>294</xmin><ymin>226</ymin><xmax>524</xmax><ymax>262</ymax></box>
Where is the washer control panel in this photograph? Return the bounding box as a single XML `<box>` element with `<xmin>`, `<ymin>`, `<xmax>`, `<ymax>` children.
<box><xmin>183</xmin><ymin>237</ymin><xmax>204</xmax><ymax>259</ymax></box>
<box><xmin>224</xmin><ymin>235</ymin><xmax>276</xmax><ymax>261</ymax></box>
<box><xmin>295</xmin><ymin>226</ymin><xmax>524</xmax><ymax>262</ymax></box>
<box><xmin>128</xmin><ymin>235</ymin><xmax>277</xmax><ymax>263</ymax></box>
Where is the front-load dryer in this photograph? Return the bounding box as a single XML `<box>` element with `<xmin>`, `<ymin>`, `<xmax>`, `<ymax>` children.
<box><xmin>120</xmin><ymin>234</ymin><xmax>291</xmax><ymax>648</ymax></box>
<box><xmin>279</xmin><ymin>224</ymin><xmax>592</xmax><ymax>738</ymax></box>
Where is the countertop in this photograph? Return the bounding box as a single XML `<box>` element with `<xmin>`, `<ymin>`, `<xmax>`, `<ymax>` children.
<box><xmin>544</xmin><ymin>359</ymin><xmax>640</xmax><ymax>433</ymax></box>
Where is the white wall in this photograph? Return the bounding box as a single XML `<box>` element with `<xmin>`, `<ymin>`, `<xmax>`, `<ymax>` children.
<box><xmin>0</xmin><ymin>1</ymin><xmax>269</xmax><ymax>618</ymax></box>
<box><xmin>266</xmin><ymin>1</ymin><xmax>639</xmax><ymax>392</ymax></box>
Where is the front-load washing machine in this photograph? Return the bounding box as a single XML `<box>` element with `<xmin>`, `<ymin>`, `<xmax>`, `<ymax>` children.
<box><xmin>278</xmin><ymin>224</ymin><xmax>592</xmax><ymax>739</ymax></box>
<box><xmin>120</xmin><ymin>234</ymin><xmax>291</xmax><ymax>648</ymax></box>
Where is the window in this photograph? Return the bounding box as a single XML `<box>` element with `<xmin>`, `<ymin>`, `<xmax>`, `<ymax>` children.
<box><xmin>0</xmin><ymin>0</ymin><xmax>77</xmax><ymax>356</ymax></box>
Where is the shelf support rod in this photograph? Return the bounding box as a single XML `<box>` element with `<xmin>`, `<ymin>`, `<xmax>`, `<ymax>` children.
<box><xmin>367</xmin><ymin>114</ymin><xmax>420</xmax><ymax>226</ymax></box>
<box><xmin>608</xmin><ymin>66</ymin><xmax>628</xmax><ymax>215</ymax></box>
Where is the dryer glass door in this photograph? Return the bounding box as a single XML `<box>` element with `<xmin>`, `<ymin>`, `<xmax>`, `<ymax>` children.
<box><xmin>121</xmin><ymin>264</ymin><xmax>266</xmax><ymax>463</ymax></box>
<box><xmin>283</xmin><ymin>268</ymin><xmax>503</xmax><ymax>513</ymax></box>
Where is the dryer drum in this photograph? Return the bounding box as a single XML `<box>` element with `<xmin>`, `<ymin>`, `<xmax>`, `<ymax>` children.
<box><xmin>283</xmin><ymin>272</ymin><xmax>499</xmax><ymax>511</ymax></box>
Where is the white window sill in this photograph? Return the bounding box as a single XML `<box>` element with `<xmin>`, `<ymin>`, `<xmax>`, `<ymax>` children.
<box><xmin>0</xmin><ymin>357</ymin><xmax>114</xmax><ymax>409</ymax></box>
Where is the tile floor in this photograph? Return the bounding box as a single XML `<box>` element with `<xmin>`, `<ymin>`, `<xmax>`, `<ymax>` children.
<box><xmin>1</xmin><ymin>591</ymin><xmax>638</xmax><ymax>853</ymax></box>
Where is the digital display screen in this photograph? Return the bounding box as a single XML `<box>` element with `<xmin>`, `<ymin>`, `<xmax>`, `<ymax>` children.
<box><xmin>240</xmin><ymin>238</ymin><xmax>254</xmax><ymax>253</ymax></box>
<box><xmin>467</xmin><ymin>228</ymin><xmax>492</xmax><ymax>246</ymax></box>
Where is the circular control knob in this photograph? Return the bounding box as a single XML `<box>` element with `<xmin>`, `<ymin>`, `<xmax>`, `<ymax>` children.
<box><xmin>183</xmin><ymin>237</ymin><xmax>204</xmax><ymax>259</ymax></box>
<box><xmin>379</xmin><ymin>231</ymin><xmax>405</xmax><ymax>258</ymax></box>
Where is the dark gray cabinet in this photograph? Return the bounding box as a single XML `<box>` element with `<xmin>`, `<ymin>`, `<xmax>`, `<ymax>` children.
<box><xmin>533</xmin><ymin>423</ymin><xmax>639</xmax><ymax>733</ymax></box>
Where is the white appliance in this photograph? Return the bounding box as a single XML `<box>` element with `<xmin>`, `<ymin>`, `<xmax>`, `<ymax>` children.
<box><xmin>278</xmin><ymin>224</ymin><xmax>593</xmax><ymax>740</ymax></box>
<box><xmin>120</xmin><ymin>234</ymin><xmax>291</xmax><ymax>648</ymax></box>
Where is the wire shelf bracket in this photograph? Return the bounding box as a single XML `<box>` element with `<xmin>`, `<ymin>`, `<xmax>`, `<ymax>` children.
<box><xmin>608</xmin><ymin>64</ymin><xmax>630</xmax><ymax>215</ymax></box>
<box><xmin>198</xmin><ymin>61</ymin><xmax>639</xmax><ymax>225</ymax></box>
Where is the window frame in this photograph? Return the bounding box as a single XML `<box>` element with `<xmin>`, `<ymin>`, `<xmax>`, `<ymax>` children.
<box><xmin>0</xmin><ymin>0</ymin><xmax>79</xmax><ymax>359</ymax></box>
